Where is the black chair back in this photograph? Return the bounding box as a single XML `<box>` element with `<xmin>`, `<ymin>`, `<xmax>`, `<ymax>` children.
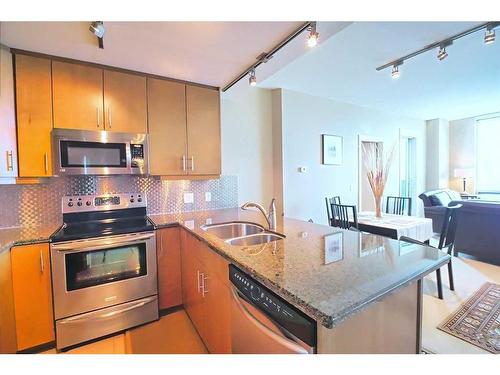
<box><xmin>325</xmin><ymin>196</ymin><xmax>341</xmax><ymax>225</ymax></box>
<box><xmin>331</xmin><ymin>203</ymin><xmax>358</xmax><ymax>230</ymax></box>
<box><xmin>386</xmin><ymin>196</ymin><xmax>412</xmax><ymax>216</ymax></box>
<box><xmin>437</xmin><ymin>204</ymin><xmax>462</xmax><ymax>253</ymax></box>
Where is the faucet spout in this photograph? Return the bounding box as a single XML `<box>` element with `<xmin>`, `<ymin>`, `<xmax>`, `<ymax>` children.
<box><xmin>241</xmin><ymin>199</ymin><xmax>277</xmax><ymax>231</ymax></box>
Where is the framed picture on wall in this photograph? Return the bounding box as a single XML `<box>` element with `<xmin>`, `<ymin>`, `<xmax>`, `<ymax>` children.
<box><xmin>324</xmin><ymin>232</ymin><xmax>343</xmax><ymax>264</ymax></box>
<box><xmin>322</xmin><ymin>134</ymin><xmax>343</xmax><ymax>165</ymax></box>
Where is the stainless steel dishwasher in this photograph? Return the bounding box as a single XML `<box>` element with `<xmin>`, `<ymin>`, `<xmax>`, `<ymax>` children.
<box><xmin>229</xmin><ymin>265</ymin><xmax>316</xmax><ymax>354</ymax></box>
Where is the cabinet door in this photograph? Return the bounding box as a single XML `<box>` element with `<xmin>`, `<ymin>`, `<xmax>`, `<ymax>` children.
<box><xmin>11</xmin><ymin>243</ymin><xmax>55</xmax><ymax>351</ymax></box>
<box><xmin>157</xmin><ymin>227</ymin><xmax>183</xmax><ymax>310</ymax></box>
<box><xmin>180</xmin><ymin>230</ymin><xmax>206</xmax><ymax>339</ymax></box>
<box><xmin>200</xmin><ymin>244</ymin><xmax>231</xmax><ymax>354</ymax></box>
<box><xmin>15</xmin><ymin>54</ymin><xmax>53</xmax><ymax>177</ymax></box>
<box><xmin>186</xmin><ymin>85</ymin><xmax>221</xmax><ymax>175</ymax></box>
<box><xmin>147</xmin><ymin>78</ymin><xmax>187</xmax><ymax>175</ymax></box>
<box><xmin>103</xmin><ymin>70</ymin><xmax>147</xmax><ymax>133</ymax></box>
<box><xmin>52</xmin><ymin>61</ymin><xmax>104</xmax><ymax>131</ymax></box>
<box><xmin>0</xmin><ymin>46</ymin><xmax>18</xmax><ymax>179</ymax></box>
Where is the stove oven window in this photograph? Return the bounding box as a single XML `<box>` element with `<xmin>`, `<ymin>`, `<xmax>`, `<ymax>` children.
<box><xmin>65</xmin><ymin>243</ymin><xmax>147</xmax><ymax>291</ymax></box>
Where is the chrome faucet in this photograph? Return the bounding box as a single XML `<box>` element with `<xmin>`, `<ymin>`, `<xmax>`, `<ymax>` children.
<box><xmin>241</xmin><ymin>199</ymin><xmax>277</xmax><ymax>231</ymax></box>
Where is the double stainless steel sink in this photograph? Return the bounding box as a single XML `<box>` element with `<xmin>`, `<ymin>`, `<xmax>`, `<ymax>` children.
<box><xmin>200</xmin><ymin>222</ymin><xmax>285</xmax><ymax>246</ymax></box>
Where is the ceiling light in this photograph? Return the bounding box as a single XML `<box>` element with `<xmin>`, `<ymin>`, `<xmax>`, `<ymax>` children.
<box><xmin>437</xmin><ymin>46</ymin><xmax>448</xmax><ymax>61</ymax></box>
<box><xmin>484</xmin><ymin>28</ymin><xmax>496</xmax><ymax>44</ymax></box>
<box><xmin>89</xmin><ymin>21</ymin><xmax>105</xmax><ymax>38</ymax></box>
<box><xmin>249</xmin><ymin>69</ymin><xmax>257</xmax><ymax>87</ymax></box>
<box><xmin>307</xmin><ymin>22</ymin><xmax>319</xmax><ymax>48</ymax></box>
<box><xmin>391</xmin><ymin>64</ymin><xmax>400</xmax><ymax>79</ymax></box>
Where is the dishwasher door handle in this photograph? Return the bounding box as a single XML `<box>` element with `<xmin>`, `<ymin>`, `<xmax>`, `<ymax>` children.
<box><xmin>230</xmin><ymin>286</ymin><xmax>308</xmax><ymax>354</ymax></box>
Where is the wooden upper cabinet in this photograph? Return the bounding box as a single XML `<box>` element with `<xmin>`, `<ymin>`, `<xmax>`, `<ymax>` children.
<box><xmin>52</xmin><ymin>61</ymin><xmax>104</xmax><ymax>131</ymax></box>
<box><xmin>14</xmin><ymin>54</ymin><xmax>53</xmax><ymax>177</ymax></box>
<box><xmin>148</xmin><ymin>78</ymin><xmax>187</xmax><ymax>175</ymax></box>
<box><xmin>186</xmin><ymin>85</ymin><xmax>221</xmax><ymax>175</ymax></box>
<box><xmin>157</xmin><ymin>227</ymin><xmax>183</xmax><ymax>310</ymax></box>
<box><xmin>11</xmin><ymin>243</ymin><xmax>55</xmax><ymax>351</ymax></box>
<box><xmin>104</xmin><ymin>70</ymin><xmax>147</xmax><ymax>133</ymax></box>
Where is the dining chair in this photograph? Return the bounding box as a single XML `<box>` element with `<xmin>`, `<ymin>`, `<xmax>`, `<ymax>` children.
<box><xmin>400</xmin><ymin>204</ymin><xmax>462</xmax><ymax>300</ymax></box>
<box><xmin>325</xmin><ymin>196</ymin><xmax>341</xmax><ymax>226</ymax></box>
<box><xmin>386</xmin><ymin>196</ymin><xmax>412</xmax><ymax>216</ymax></box>
<box><xmin>330</xmin><ymin>203</ymin><xmax>358</xmax><ymax>231</ymax></box>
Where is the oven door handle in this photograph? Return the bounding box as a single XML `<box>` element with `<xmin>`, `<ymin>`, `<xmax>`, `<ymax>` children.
<box><xmin>51</xmin><ymin>232</ymin><xmax>156</xmax><ymax>252</ymax></box>
<box><xmin>58</xmin><ymin>296</ymin><xmax>157</xmax><ymax>324</ymax></box>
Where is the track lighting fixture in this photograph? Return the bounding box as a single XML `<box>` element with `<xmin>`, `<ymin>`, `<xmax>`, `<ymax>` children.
<box><xmin>484</xmin><ymin>28</ymin><xmax>496</xmax><ymax>44</ymax></box>
<box><xmin>307</xmin><ymin>22</ymin><xmax>319</xmax><ymax>48</ymax></box>
<box><xmin>249</xmin><ymin>69</ymin><xmax>257</xmax><ymax>87</ymax></box>
<box><xmin>391</xmin><ymin>64</ymin><xmax>400</xmax><ymax>79</ymax></box>
<box><xmin>89</xmin><ymin>21</ymin><xmax>105</xmax><ymax>49</ymax></box>
<box><xmin>437</xmin><ymin>46</ymin><xmax>448</xmax><ymax>61</ymax></box>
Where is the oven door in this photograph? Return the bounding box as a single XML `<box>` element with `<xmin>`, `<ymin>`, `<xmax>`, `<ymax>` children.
<box><xmin>51</xmin><ymin>232</ymin><xmax>157</xmax><ymax>320</ymax></box>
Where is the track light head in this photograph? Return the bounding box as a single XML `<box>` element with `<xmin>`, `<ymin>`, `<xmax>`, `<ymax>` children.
<box><xmin>307</xmin><ymin>22</ymin><xmax>319</xmax><ymax>48</ymax></box>
<box><xmin>484</xmin><ymin>28</ymin><xmax>496</xmax><ymax>44</ymax></box>
<box><xmin>249</xmin><ymin>69</ymin><xmax>257</xmax><ymax>87</ymax></box>
<box><xmin>437</xmin><ymin>46</ymin><xmax>448</xmax><ymax>61</ymax></box>
<box><xmin>391</xmin><ymin>63</ymin><xmax>401</xmax><ymax>79</ymax></box>
<box><xmin>89</xmin><ymin>21</ymin><xmax>105</xmax><ymax>38</ymax></box>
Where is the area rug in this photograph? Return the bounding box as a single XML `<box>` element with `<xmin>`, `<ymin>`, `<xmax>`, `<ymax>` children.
<box><xmin>438</xmin><ymin>282</ymin><xmax>500</xmax><ymax>354</ymax></box>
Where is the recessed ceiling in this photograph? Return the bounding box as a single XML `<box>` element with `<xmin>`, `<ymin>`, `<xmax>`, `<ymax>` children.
<box><xmin>0</xmin><ymin>21</ymin><xmax>305</xmax><ymax>87</ymax></box>
<box><xmin>261</xmin><ymin>22</ymin><xmax>500</xmax><ymax>121</ymax></box>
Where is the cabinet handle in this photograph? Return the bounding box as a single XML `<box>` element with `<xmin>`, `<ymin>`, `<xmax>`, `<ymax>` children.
<box><xmin>96</xmin><ymin>107</ymin><xmax>101</xmax><ymax>128</ymax></box>
<box><xmin>182</xmin><ymin>155</ymin><xmax>187</xmax><ymax>172</ymax></box>
<box><xmin>108</xmin><ymin>107</ymin><xmax>112</xmax><ymax>129</ymax></box>
<box><xmin>197</xmin><ymin>270</ymin><xmax>202</xmax><ymax>293</ymax></box>
<box><xmin>43</xmin><ymin>153</ymin><xmax>48</xmax><ymax>174</ymax></box>
<box><xmin>189</xmin><ymin>156</ymin><xmax>195</xmax><ymax>171</ymax></box>
<box><xmin>6</xmin><ymin>150</ymin><xmax>13</xmax><ymax>172</ymax></box>
<box><xmin>39</xmin><ymin>250</ymin><xmax>45</xmax><ymax>273</ymax></box>
<box><xmin>201</xmin><ymin>274</ymin><xmax>208</xmax><ymax>298</ymax></box>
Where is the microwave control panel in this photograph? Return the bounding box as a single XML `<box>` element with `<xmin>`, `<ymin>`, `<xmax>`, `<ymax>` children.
<box><xmin>130</xmin><ymin>144</ymin><xmax>145</xmax><ymax>168</ymax></box>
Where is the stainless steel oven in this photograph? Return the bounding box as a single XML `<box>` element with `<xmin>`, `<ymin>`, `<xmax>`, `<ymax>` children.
<box><xmin>52</xmin><ymin>128</ymin><xmax>149</xmax><ymax>176</ymax></box>
<box><xmin>50</xmin><ymin>231</ymin><xmax>158</xmax><ymax>349</ymax></box>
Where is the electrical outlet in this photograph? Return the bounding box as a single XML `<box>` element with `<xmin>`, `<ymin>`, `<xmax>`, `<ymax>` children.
<box><xmin>205</xmin><ymin>192</ymin><xmax>212</xmax><ymax>202</ymax></box>
<box><xmin>205</xmin><ymin>218</ymin><xmax>213</xmax><ymax>225</ymax></box>
<box><xmin>183</xmin><ymin>192</ymin><xmax>194</xmax><ymax>204</ymax></box>
<box><xmin>184</xmin><ymin>220</ymin><xmax>194</xmax><ymax>230</ymax></box>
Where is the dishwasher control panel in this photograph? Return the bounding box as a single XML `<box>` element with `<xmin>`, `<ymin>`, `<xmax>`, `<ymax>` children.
<box><xmin>229</xmin><ymin>264</ymin><xmax>316</xmax><ymax>347</ymax></box>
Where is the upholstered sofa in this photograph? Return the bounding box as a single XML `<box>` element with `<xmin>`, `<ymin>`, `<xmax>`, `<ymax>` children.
<box><xmin>419</xmin><ymin>189</ymin><xmax>500</xmax><ymax>265</ymax></box>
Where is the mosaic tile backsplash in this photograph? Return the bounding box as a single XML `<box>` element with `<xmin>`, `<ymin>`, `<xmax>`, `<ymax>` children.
<box><xmin>0</xmin><ymin>175</ymin><xmax>238</xmax><ymax>228</ymax></box>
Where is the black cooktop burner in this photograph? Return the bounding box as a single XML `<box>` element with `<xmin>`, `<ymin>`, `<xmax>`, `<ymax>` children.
<box><xmin>51</xmin><ymin>207</ymin><xmax>155</xmax><ymax>243</ymax></box>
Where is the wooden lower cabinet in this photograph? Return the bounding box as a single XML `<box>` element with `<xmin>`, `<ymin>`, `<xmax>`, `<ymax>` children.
<box><xmin>157</xmin><ymin>227</ymin><xmax>183</xmax><ymax>310</ymax></box>
<box><xmin>180</xmin><ymin>230</ymin><xmax>231</xmax><ymax>353</ymax></box>
<box><xmin>11</xmin><ymin>243</ymin><xmax>54</xmax><ymax>351</ymax></box>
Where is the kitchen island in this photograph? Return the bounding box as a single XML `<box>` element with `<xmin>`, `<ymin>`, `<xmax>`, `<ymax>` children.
<box><xmin>150</xmin><ymin>208</ymin><xmax>449</xmax><ymax>354</ymax></box>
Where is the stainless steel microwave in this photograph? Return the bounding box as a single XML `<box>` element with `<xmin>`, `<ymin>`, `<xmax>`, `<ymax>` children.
<box><xmin>52</xmin><ymin>129</ymin><xmax>149</xmax><ymax>176</ymax></box>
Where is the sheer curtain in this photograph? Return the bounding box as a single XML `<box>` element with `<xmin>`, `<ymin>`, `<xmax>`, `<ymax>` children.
<box><xmin>476</xmin><ymin>116</ymin><xmax>500</xmax><ymax>193</ymax></box>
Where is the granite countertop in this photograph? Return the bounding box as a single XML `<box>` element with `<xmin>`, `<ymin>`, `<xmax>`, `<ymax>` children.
<box><xmin>0</xmin><ymin>223</ymin><xmax>61</xmax><ymax>254</ymax></box>
<box><xmin>149</xmin><ymin>208</ymin><xmax>450</xmax><ymax>328</ymax></box>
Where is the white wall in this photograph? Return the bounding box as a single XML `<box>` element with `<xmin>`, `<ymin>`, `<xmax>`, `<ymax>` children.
<box><xmin>425</xmin><ymin>118</ymin><xmax>449</xmax><ymax>190</ymax></box>
<box><xmin>274</xmin><ymin>89</ymin><xmax>426</xmax><ymax>224</ymax></box>
<box><xmin>221</xmin><ymin>84</ymin><xmax>274</xmax><ymax>206</ymax></box>
<box><xmin>449</xmin><ymin>117</ymin><xmax>476</xmax><ymax>192</ymax></box>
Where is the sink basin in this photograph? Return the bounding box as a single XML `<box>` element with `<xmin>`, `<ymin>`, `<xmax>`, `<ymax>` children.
<box><xmin>201</xmin><ymin>222</ymin><xmax>265</xmax><ymax>240</ymax></box>
<box><xmin>227</xmin><ymin>233</ymin><xmax>285</xmax><ymax>246</ymax></box>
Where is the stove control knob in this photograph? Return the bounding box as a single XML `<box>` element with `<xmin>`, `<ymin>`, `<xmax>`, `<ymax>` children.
<box><xmin>130</xmin><ymin>198</ymin><xmax>135</xmax><ymax>203</ymax></box>
<box><xmin>138</xmin><ymin>198</ymin><xmax>142</xmax><ymax>203</ymax></box>
<box><xmin>68</xmin><ymin>202</ymin><xmax>74</xmax><ymax>207</ymax></box>
<box><xmin>77</xmin><ymin>201</ymin><xmax>83</xmax><ymax>207</ymax></box>
<box><xmin>86</xmin><ymin>201</ymin><xmax>91</xmax><ymax>206</ymax></box>
<box><xmin>251</xmin><ymin>286</ymin><xmax>261</xmax><ymax>301</ymax></box>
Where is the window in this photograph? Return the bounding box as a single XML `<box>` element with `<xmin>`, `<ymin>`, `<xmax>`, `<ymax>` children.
<box><xmin>476</xmin><ymin>116</ymin><xmax>500</xmax><ymax>194</ymax></box>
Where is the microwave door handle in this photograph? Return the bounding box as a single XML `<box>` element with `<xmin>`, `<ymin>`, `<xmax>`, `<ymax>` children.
<box><xmin>230</xmin><ymin>286</ymin><xmax>308</xmax><ymax>354</ymax></box>
<box><xmin>51</xmin><ymin>232</ymin><xmax>155</xmax><ymax>252</ymax></box>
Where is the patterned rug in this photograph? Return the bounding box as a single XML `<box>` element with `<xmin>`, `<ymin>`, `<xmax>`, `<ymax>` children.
<box><xmin>438</xmin><ymin>282</ymin><xmax>500</xmax><ymax>354</ymax></box>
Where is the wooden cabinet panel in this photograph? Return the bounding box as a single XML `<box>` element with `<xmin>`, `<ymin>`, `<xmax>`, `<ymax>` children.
<box><xmin>0</xmin><ymin>248</ymin><xmax>17</xmax><ymax>353</ymax></box>
<box><xmin>11</xmin><ymin>243</ymin><xmax>54</xmax><ymax>351</ymax></box>
<box><xmin>14</xmin><ymin>54</ymin><xmax>53</xmax><ymax>177</ymax></box>
<box><xmin>157</xmin><ymin>227</ymin><xmax>183</xmax><ymax>310</ymax></box>
<box><xmin>52</xmin><ymin>61</ymin><xmax>104</xmax><ymax>131</ymax></box>
<box><xmin>186</xmin><ymin>86</ymin><xmax>221</xmax><ymax>175</ymax></box>
<box><xmin>180</xmin><ymin>230</ymin><xmax>206</xmax><ymax>339</ymax></box>
<box><xmin>104</xmin><ymin>70</ymin><xmax>147</xmax><ymax>133</ymax></box>
<box><xmin>148</xmin><ymin>78</ymin><xmax>187</xmax><ymax>176</ymax></box>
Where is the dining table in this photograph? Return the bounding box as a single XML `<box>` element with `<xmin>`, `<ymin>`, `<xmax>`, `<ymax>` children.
<box><xmin>356</xmin><ymin>211</ymin><xmax>434</xmax><ymax>242</ymax></box>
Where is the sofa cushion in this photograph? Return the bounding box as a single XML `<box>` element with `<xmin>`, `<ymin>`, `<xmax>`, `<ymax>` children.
<box><xmin>429</xmin><ymin>191</ymin><xmax>452</xmax><ymax>206</ymax></box>
<box><xmin>447</xmin><ymin>190</ymin><xmax>462</xmax><ymax>201</ymax></box>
